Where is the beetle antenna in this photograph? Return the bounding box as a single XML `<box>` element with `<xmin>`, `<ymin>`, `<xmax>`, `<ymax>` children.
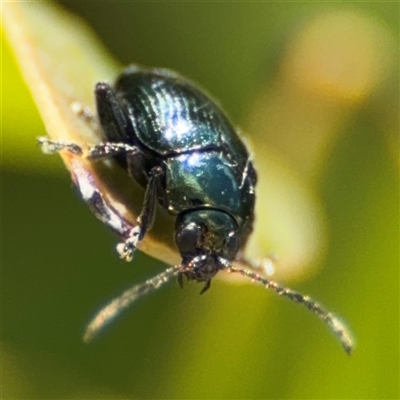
<box><xmin>222</xmin><ymin>262</ymin><xmax>354</xmax><ymax>355</ymax></box>
<box><xmin>83</xmin><ymin>265</ymin><xmax>180</xmax><ymax>343</ymax></box>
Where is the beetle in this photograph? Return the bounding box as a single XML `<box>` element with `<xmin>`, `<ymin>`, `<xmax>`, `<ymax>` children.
<box><xmin>38</xmin><ymin>66</ymin><xmax>353</xmax><ymax>353</ymax></box>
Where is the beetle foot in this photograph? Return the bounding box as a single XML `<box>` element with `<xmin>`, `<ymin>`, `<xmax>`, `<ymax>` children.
<box><xmin>116</xmin><ymin>226</ymin><xmax>141</xmax><ymax>262</ymax></box>
<box><xmin>37</xmin><ymin>137</ymin><xmax>83</xmax><ymax>155</ymax></box>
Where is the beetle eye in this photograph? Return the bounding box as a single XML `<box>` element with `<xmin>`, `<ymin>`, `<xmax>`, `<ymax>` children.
<box><xmin>175</xmin><ymin>220</ymin><xmax>201</xmax><ymax>258</ymax></box>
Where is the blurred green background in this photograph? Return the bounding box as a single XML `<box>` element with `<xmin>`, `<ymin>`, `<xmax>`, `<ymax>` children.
<box><xmin>2</xmin><ymin>2</ymin><xmax>399</xmax><ymax>399</ymax></box>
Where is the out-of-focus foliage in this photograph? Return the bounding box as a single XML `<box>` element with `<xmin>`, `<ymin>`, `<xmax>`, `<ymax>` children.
<box><xmin>2</xmin><ymin>2</ymin><xmax>398</xmax><ymax>399</ymax></box>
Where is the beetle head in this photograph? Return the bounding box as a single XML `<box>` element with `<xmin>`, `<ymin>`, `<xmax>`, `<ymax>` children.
<box><xmin>175</xmin><ymin>209</ymin><xmax>239</xmax><ymax>284</ymax></box>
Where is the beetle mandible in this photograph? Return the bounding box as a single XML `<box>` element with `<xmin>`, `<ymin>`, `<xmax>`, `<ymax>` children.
<box><xmin>38</xmin><ymin>66</ymin><xmax>353</xmax><ymax>353</ymax></box>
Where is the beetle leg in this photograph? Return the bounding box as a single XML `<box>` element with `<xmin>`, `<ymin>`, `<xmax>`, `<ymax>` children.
<box><xmin>138</xmin><ymin>166</ymin><xmax>164</xmax><ymax>240</ymax></box>
<box><xmin>177</xmin><ymin>272</ymin><xmax>184</xmax><ymax>289</ymax></box>
<box><xmin>117</xmin><ymin>166</ymin><xmax>164</xmax><ymax>261</ymax></box>
<box><xmin>86</xmin><ymin>142</ymin><xmax>138</xmax><ymax>160</ymax></box>
<box><xmin>38</xmin><ymin>136</ymin><xmax>138</xmax><ymax>161</ymax></box>
<box><xmin>37</xmin><ymin>137</ymin><xmax>83</xmax><ymax>155</ymax></box>
<box><xmin>200</xmin><ymin>279</ymin><xmax>211</xmax><ymax>294</ymax></box>
<box><xmin>95</xmin><ymin>82</ymin><xmax>130</xmax><ymax>143</ymax></box>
